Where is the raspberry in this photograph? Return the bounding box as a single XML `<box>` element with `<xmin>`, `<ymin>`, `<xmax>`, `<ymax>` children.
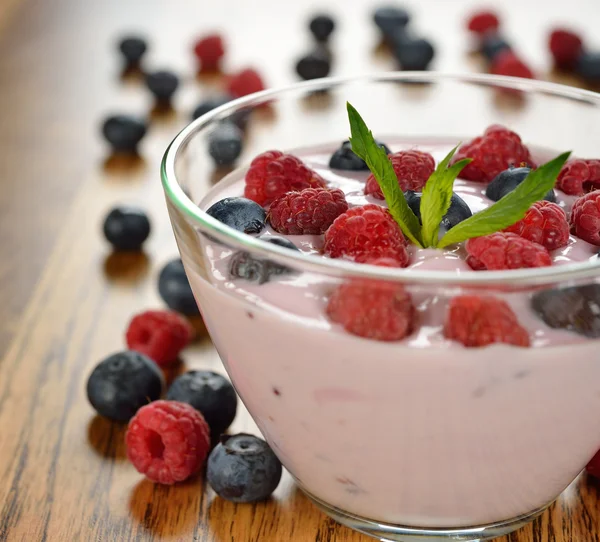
<box><xmin>126</xmin><ymin>310</ymin><xmax>194</xmax><ymax>367</ymax></box>
<box><xmin>444</xmin><ymin>296</ymin><xmax>530</xmax><ymax>347</ymax></box>
<box><xmin>244</xmin><ymin>151</ymin><xmax>326</xmax><ymax>206</ymax></box>
<box><xmin>586</xmin><ymin>448</ymin><xmax>600</xmax><ymax>479</ymax></box>
<box><xmin>327</xmin><ymin>259</ymin><xmax>415</xmax><ymax>341</ymax></box>
<box><xmin>570</xmin><ymin>190</ymin><xmax>600</xmax><ymax>245</ymax></box>
<box><xmin>227</xmin><ymin>68</ymin><xmax>265</xmax><ymax>98</ymax></box>
<box><xmin>126</xmin><ymin>400</ymin><xmax>210</xmax><ymax>485</ymax></box>
<box><xmin>452</xmin><ymin>125</ymin><xmax>536</xmax><ymax>183</ymax></box>
<box><xmin>465</xmin><ymin>232</ymin><xmax>552</xmax><ymax>270</ymax></box>
<box><xmin>557</xmin><ymin>159</ymin><xmax>600</xmax><ymax>196</ymax></box>
<box><xmin>324</xmin><ymin>205</ymin><xmax>410</xmax><ymax>266</ymax></box>
<box><xmin>549</xmin><ymin>29</ymin><xmax>584</xmax><ymax>70</ymax></box>
<box><xmin>193</xmin><ymin>34</ymin><xmax>225</xmax><ymax>72</ymax></box>
<box><xmin>268</xmin><ymin>188</ymin><xmax>348</xmax><ymax>235</ymax></box>
<box><xmin>466</xmin><ymin>11</ymin><xmax>500</xmax><ymax>36</ymax></box>
<box><xmin>364</xmin><ymin>150</ymin><xmax>435</xmax><ymax>199</ymax></box>
<box><xmin>504</xmin><ymin>201</ymin><xmax>570</xmax><ymax>251</ymax></box>
<box><xmin>490</xmin><ymin>50</ymin><xmax>534</xmax><ymax>79</ymax></box>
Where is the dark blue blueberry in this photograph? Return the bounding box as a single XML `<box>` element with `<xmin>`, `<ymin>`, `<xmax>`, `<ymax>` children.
<box><xmin>102</xmin><ymin>115</ymin><xmax>147</xmax><ymax>153</ymax></box>
<box><xmin>145</xmin><ymin>70</ymin><xmax>179</xmax><ymax>102</ymax></box>
<box><xmin>230</xmin><ymin>236</ymin><xmax>299</xmax><ymax>284</ymax></box>
<box><xmin>329</xmin><ymin>140</ymin><xmax>392</xmax><ymax>171</ymax></box>
<box><xmin>158</xmin><ymin>258</ymin><xmax>200</xmax><ymax>316</ymax></box>
<box><xmin>395</xmin><ymin>37</ymin><xmax>435</xmax><ymax>71</ymax></box>
<box><xmin>191</xmin><ymin>94</ymin><xmax>250</xmax><ymax>131</ymax></box>
<box><xmin>531</xmin><ymin>285</ymin><xmax>600</xmax><ymax>338</ymax></box>
<box><xmin>309</xmin><ymin>14</ymin><xmax>335</xmax><ymax>42</ymax></box>
<box><xmin>166</xmin><ymin>370</ymin><xmax>237</xmax><ymax>436</ymax></box>
<box><xmin>207</xmin><ymin>433</ymin><xmax>282</xmax><ymax>502</ymax></box>
<box><xmin>86</xmin><ymin>351</ymin><xmax>164</xmax><ymax>422</ymax></box>
<box><xmin>577</xmin><ymin>52</ymin><xmax>600</xmax><ymax>81</ymax></box>
<box><xmin>405</xmin><ymin>190</ymin><xmax>472</xmax><ymax>232</ymax></box>
<box><xmin>373</xmin><ymin>6</ymin><xmax>410</xmax><ymax>37</ymax></box>
<box><xmin>486</xmin><ymin>167</ymin><xmax>556</xmax><ymax>203</ymax></box>
<box><xmin>295</xmin><ymin>49</ymin><xmax>331</xmax><ymax>80</ymax></box>
<box><xmin>481</xmin><ymin>35</ymin><xmax>511</xmax><ymax>61</ymax></box>
<box><xmin>118</xmin><ymin>36</ymin><xmax>148</xmax><ymax>65</ymax></box>
<box><xmin>206</xmin><ymin>197</ymin><xmax>266</xmax><ymax>234</ymax></box>
<box><xmin>103</xmin><ymin>206</ymin><xmax>151</xmax><ymax>251</ymax></box>
<box><xmin>208</xmin><ymin>123</ymin><xmax>243</xmax><ymax>166</ymax></box>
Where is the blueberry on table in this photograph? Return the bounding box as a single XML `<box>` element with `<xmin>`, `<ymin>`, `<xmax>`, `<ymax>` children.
<box><xmin>103</xmin><ymin>206</ymin><xmax>151</xmax><ymax>251</ymax></box>
<box><xmin>295</xmin><ymin>49</ymin><xmax>331</xmax><ymax>80</ymax></box>
<box><xmin>208</xmin><ymin>123</ymin><xmax>243</xmax><ymax>166</ymax></box>
<box><xmin>230</xmin><ymin>236</ymin><xmax>299</xmax><ymax>284</ymax></box>
<box><xmin>192</xmin><ymin>94</ymin><xmax>250</xmax><ymax>131</ymax></box>
<box><xmin>329</xmin><ymin>140</ymin><xmax>391</xmax><ymax>171</ymax></box>
<box><xmin>86</xmin><ymin>351</ymin><xmax>164</xmax><ymax>422</ymax></box>
<box><xmin>166</xmin><ymin>370</ymin><xmax>238</xmax><ymax>436</ymax></box>
<box><xmin>481</xmin><ymin>35</ymin><xmax>511</xmax><ymax>61</ymax></box>
<box><xmin>207</xmin><ymin>433</ymin><xmax>282</xmax><ymax>502</ymax></box>
<box><xmin>577</xmin><ymin>52</ymin><xmax>600</xmax><ymax>81</ymax></box>
<box><xmin>486</xmin><ymin>167</ymin><xmax>556</xmax><ymax>202</ymax></box>
<box><xmin>158</xmin><ymin>259</ymin><xmax>200</xmax><ymax>316</ymax></box>
<box><xmin>118</xmin><ymin>36</ymin><xmax>148</xmax><ymax>65</ymax></box>
<box><xmin>309</xmin><ymin>14</ymin><xmax>335</xmax><ymax>42</ymax></box>
<box><xmin>373</xmin><ymin>5</ymin><xmax>410</xmax><ymax>37</ymax></box>
<box><xmin>394</xmin><ymin>37</ymin><xmax>435</xmax><ymax>71</ymax></box>
<box><xmin>145</xmin><ymin>70</ymin><xmax>179</xmax><ymax>102</ymax></box>
<box><xmin>206</xmin><ymin>197</ymin><xmax>266</xmax><ymax>234</ymax></box>
<box><xmin>101</xmin><ymin>115</ymin><xmax>147</xmax><ymax>154</ymax></box>
<box><xmin>404</xmin><ymin>190</ymin><xmax>472</xmax><ymax>232</ymax></box>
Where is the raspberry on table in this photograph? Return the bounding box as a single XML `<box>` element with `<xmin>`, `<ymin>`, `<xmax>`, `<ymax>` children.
<box><xmin>490</xmin><ymin>50</ymin><xmax>535</xmax><ymax>79</ymax></box>
<box><xmin>268</xmin><ymin>188</ymin><xmax>348</xmax><ymax>235</ymax></box>
<box><xmin>466</xmin><ymin>10</ymin><xmax>500</xmax><ymax>36</ymax></box>
<box><xmin>126</xmin><ymin>310</ymin><xmax>194</xmax><ymax>367</ymax></box>
<box><xmin>504</xmin><ymin>201</ymin><xmax>570</xmax><ymax>251</ymax></box>
<box><xmin>364</xmin><ymin>150</ymin><xmax>435</xmax><ymax>199</ymax></box>
<box><xmin>193</xmin><ymin>34</ymin><xmax>225</xmax><ymax>72</ymax></box>
<box><xmin>557</xmin><ymin>159</ymin><xmax>600</xmax><ymax>196</ymax></box>
<box><xmin>324</xmin><ymin>205</ymin><xmax>410</xmax><ymax>266</ymax></box>
<box><xmin>444</xmin><ymin>296</ymin><xmax>530</xmax><ymax>347</ymax></box>
<box><xmin>227</xmin><ymin>68</ymin><xmax>265</xmax><ymax>98</ymax></box>
<box><xmin>452</xmin><ymin>125</ymin><xmax>536</xmax><ymax>183</ymax></box>
<box><xmin>570</xmin><ymin>190</ymin><xmax>600</xmax><ymax>245</ymax></box>
<box><xmin>549</xmin><ymin>29</ymin><xmax>584</xmax><ymax>70</ymax></box>
<box><xmin>465</xmin><ymin>232</ymin><xmax>552</xmax><ymax>270</ymax></box>
<box><xmin>126</xmin><ymin>400</ymin><xmax>210</xmax><ymax>485</ymax></box>
<box><xmin>244</xmin><ymin>151</ymin><xmax>326</xmax><ymax>206</ymax></box>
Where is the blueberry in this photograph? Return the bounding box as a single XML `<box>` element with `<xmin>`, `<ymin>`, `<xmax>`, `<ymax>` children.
<box><xmin>230</xmin><ymin>236</ymin><xmax>299</xmax><ymax>284</ymax></box>
<box><xmin>295</xmin><ymin>49</ymin><xmax>331</xmax><ymax>81</ymax></box>
<box><xmin>395</xmin><ymin>37</ymin><xmax>435</xmax><ymax>71</ymax></box>
<box><xmin>118</xmin><ymin>36</ymin><xmax>147</xmax><ymax>65</ymax></box>
<box><xmin>101</xmin><ymin>115</ymin><xmax>147</xmax><ymax>154</ymax></box>
<box><xmin>191</xmin><ymin>94</ymin><xmax>250</xmax><ymax>130</ymax></box>
<box><xmin>166</xmin><ymin>370</ymin><xmax>238</xmax><ymax>436</ymax></box>
<box><xmin>481</xmin><ymin>35</ymin><xmax>511</xmax><ymax>61</ymax></box>
<box><xmin>404</xmin><ymin>191</ymin><xmax>472</xmax><ymax>232</ymax></box>
<box><xmin>207</xmin><ymin>433</ymin><xmax>282</xmax><ymax>502</ymax></box>
<box><xmin>206</xmin><ymin>197</ymin><xmax>266</xmax><ymax>234</ymax></box>
<box><xmin>103</xmin><ymin>206</ymin><xmax>151</xmax><ymax>251</ymax></box>
<box><xmin>373</xmin><ymin>6</ymin><xmax>410</xmax><ymax>37</ymax></box>
<box><xmin>208</xmin><ymin>123</ymin><xmax>243</xmax><ymax>166</ymax></box>
<box><xmin>531</xmin><ymin>284</ymin><xmax>600</xmax><ymax>338</ymax></box>
<box><xmin>577</xmin><ymin>52</ymin><xmax>600</xmax><ymax>81</ymax></box>
<box><xmin>158</xmin><ymin>258</ymin><xmax>200</xmax><ymax>316</ymax></box>
<box><xmin>145</xmin><ymin>70</ymin><xmax>179</xmax><ymax>102</ymax></box>
<box><xmin>309</xmin><ymin>14</ymin><xmax>335</xmax><ymax>42</ymax></box>
<box><xmin>329</xmin><ymin>140</ymin><xmax>392</xmax><ymax>171</ymax></box>
<box><xmin>486</xmin><ymin>167</ymin><xmax>556</xmax><ymax>203</ymax></box>
<box><xmin>86</xmin><ymin>351</ymin><xmax>164</xmax><ymax>422</ymax></box>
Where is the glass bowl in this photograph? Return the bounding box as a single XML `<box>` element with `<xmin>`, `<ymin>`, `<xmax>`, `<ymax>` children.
<box><xmin>161</xmin><ymin>73</ymin><xmax>600</xmax><ymax>542</ymax></box>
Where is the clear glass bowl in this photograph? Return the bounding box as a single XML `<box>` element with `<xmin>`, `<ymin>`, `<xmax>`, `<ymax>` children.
<box><xmin>161</xmin><ymin>73</ymin><xmax>600</xmax><ymax>542</ymax></box>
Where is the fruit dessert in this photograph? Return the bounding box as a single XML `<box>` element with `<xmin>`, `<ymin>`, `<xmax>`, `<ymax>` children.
<box><xmin>186</xmin><ymin>103</ymin><xmax>600</xmax><ymax>528</ymax></box>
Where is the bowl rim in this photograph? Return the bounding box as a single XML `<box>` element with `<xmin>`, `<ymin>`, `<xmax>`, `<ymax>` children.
<box><xmin>161</xmin><ymin>71</ymin><xmax>600</xmax><ymax>286</ymax></box>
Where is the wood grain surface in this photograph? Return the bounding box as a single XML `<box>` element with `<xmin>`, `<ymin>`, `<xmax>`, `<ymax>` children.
<box><xmin>0</xmin><ymin>0</ymin><xmax>599</xmax><ymax>540</ymax></box>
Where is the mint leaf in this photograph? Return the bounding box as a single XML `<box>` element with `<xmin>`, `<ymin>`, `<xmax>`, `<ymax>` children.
<box><xmin>437</xmin><ymin>152</ymin><xmax>571</xmax><ymax>248</ymax></box>
<box><xmin>419</xmin><ymin>146</ymin><xmax>471</xmax><ymax>247</ymax></box>
<box><xmin>346</xmin><ymin>102</ymin><xmax>423</xmax><ymax>247</ymax></box>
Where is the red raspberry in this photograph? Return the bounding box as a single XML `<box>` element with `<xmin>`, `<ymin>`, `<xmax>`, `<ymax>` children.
<box><xmin>465</xmin><ymin>232</ymin><xmax>552</xmax><ymax>270</ymax></box>
<box><xmin>549</xmin><ymin>29</ymin><xmax>584</xmax><ymax>70</ymax></box>
<box><xmin>126</xmin><ymin>400</ymin><xmax>210</xmax><ymax>485</ymax></box>
<box><xmin>193</xmin><ymin>34</ymin><xmax>225</xmax><ymax>72</ymax></box>
<box><xmin>557</xmin><ymin>159</ymin><xmax>600</xmax><ymax>196</ymax></box>
<box><xmin>586</xmin><ymin>448</ymin><xmax>600</xmax><ymax>479</ymax></box>
<box><xmin>364</xmin><ymin>150</ymin><xmax>435</xmax><ymax>200</ymax></box>
<box><xmin>244</xmin><ymin>151</ymin><xmax>326</xmax><ymax>206</ymax></box>
<box><xmin>504</xmin><ymin>201</ymin><xmax>570</xmax><ymax>251</ymax></box>
<box><xmin>126</xmin><ymin>310</ymin><xmax>194</xmax><ymax>367</ymax></box>
<box><xmin>444</xmin><ymin>296</ymin><xmax>530</xmax><ymax>347</ymax></box>
<box><xmin>466</xmin><ymin>10</ymin><xmax>500</xmax><ymax>36</ymax></box>
<box><xmin>227</xmin><ymin>68</ymin><xmax>265</xmax><ymax>98</ymax></box>
<box><xmin>327</xmin><ymin>258</ymin><xmax>415</xmax><ymax>341</ymax></box>
<box><xmin>570</xmin><ymin>190</ymin><xmax>600</xmax><ymax>245</ymax></box>
<box><xmin>268</xmin><ymin>188</ymin><xmax>348</xmax><ymax>235</ymax></box>
<box><xmin>490</xmin><ymin>50</ymin><xmax>535</xmax><ymax>79</ymax></box>
<box><xmin>324</xmin><ymin>204</ymin><xmax>410</xmax><ymax>266</ymax></box>
<box><xmin>452</xmin><ymin>125</ymin><xmax>536</xmax><ymax>183</ymax></box>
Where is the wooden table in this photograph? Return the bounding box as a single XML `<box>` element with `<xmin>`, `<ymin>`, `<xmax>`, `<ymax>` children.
<box><xmin>1</xmin><ymin>0</ymin><xmax>599</xmax><ymax>540</ymax></box>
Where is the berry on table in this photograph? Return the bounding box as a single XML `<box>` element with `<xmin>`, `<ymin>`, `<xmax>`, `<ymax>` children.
<box><xmin>576</xmin><ymin>52</ymin><xmax>600</xmax><ymax>81</ymax></box>
<box><xmin>268</xmin><ymin>188</ymin><xmax>348</xmax><ymax>235</ymax></box>
<box><xmin>145</xmin><ymin>70</ymin><xmax>179</xmax><ymax>102</ymax></box>
<box><xmin>373</xmin><ymin>5</ymin><xmax>410</xmax><ymax>38</ymax></box>
<box><xmin>193</xmin><ymin>34</ymin><xmax>225</xmax><ymax>72</ymax></box>
<box><xmin>329</xmin><ymin>140</ymin><xmax>391</xmax><ymax>171</ymax></box>
<box><xmin>466</xmin><ymin>10</ymin><xmax>500</xmax><ymax>36</ymax></box>
<box><xmin>230</xmin><ymin>236</ymin><xmax>299</xmax><ymax>284</ymax></box>
<box><xmin>504</xmin><ymin>201</ymin><xmax>570</xmax><ymax>251</ymax></box>
<box><xmin>486</xmin><ymin>167</ymin><xmax>556</xmax><ymax>202</ymax></box>
<box><xmin>126</xmin><ymin>310</ymin><xmax>194</xmax><ymax>367</ymax></box>
<box><xmin>208</xmin><ymin>122</ymin><xmax>244</xmax><ymax>166</ymax></box>
<box><xmin>404</xmin><ymin>190</ymin><xmax>472</xmax><ymax>232</ymax></box>
<box><xmin>364</xmin><ymin>150</ymin><xmax>435</xmax><ymax>199</ymax></box>
<box><xmin>394</xmin><ymin>37</ymin><xmax>435</xmax><ymax>71</ymax></box>
<box><xmin>86</xmin><ymin>351</ymin><xmax>164</xmax><ymax>422</ymax></box>
<box><xmin>206</xmin><ymin>433</ymin><xmax>282</xmax><ymax>502</ymax></box>
<box><xmin>206</xmin><ymin>197</ymin><xmax>266</xmax><ymax>234</ymax></box>
<box><xmin>444</xmin><ymin>296</ymin><xmax>530</xmax><ymax>347</ymax></box>
<box><xmin>244</xmin><ymin>151</ymin><xmax>326</xmax><ymax>206</ymax></box>
<box><xmin>126</xmin><ymin>400</ymin><xmax>210</xmax><ymax>485</ymax></box>
<box><xmin>103</xmin><ymin>206</ymin><xmax>151</xmax><ymax>251</ymax></box>
<box><xmin>101</xmin><ymin>115</ymin><xmax>147</xmax><ymax>154</ymax></box>
<box><xmin>158</xmin><ymin>259</ymin><xmax>200</xmax><ymax>316</ymax></box>
<box><xmin>166</xmin><ymin>370</ymin><xmax>238</xmax><ymax>436</ymax></box>
<box><xmin>586</xmin><ymin>448</ymin><xmax>600</xmax><ymax>478</ymax></box>
<box><xmin>227</xmin><ymin>68</ymin><xmax>266</xmax><ymax>98</ymax></box>
<box><xmin>295</xmin><ymin>49</ymin><xmax>331</xmax><ymax>80</ymax></box>
<box><xmin>481</xmin><ymin>35</ymin><xmax>511</xmax><ymax>61</ymax></box>
<box><xmin>490</xmin><ymin>50</ymin><xmax>534</xmax><ymax>79</ymax></box>
<box><xmin>549</xmin><ymin>28</ymin><xmax>584</xmax><ymax>70</ymax></box>
<box><xmin>570</xmin><ymin>190</ymin><xmax>600</xmax><ymax>245</ymax></box>
<box><xmin>191</xmin><ymin>94</ymin><xmax>250</xmax><ymax>130</ymax></box>
<box><xmin>118</xmin><ymin>36</ymin><xmax>148</xmax><ymax>66</ymax></box>
<box><xmin>465</xmin><ymin>232</ymin><xmax>552</xmax><ymax>270</ymax></box>
<box><xmin>309</xmin><ymin>14</ymin><xmax>335</xmax><ymax>42</ymax></box>
<box><xmin>557</xmin><ymin>159</ymin><xmax>600</xmax><ymax>196</ymax></box>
